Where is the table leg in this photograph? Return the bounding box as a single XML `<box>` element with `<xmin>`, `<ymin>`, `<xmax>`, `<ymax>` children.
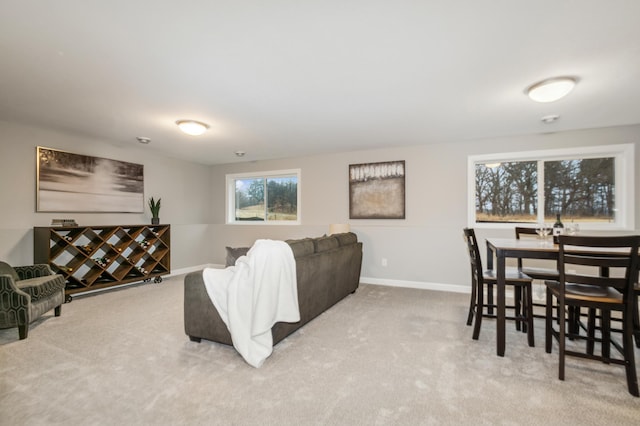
<box><xmin>497</xmin><ymin>253</ymin><xmax>506</xmax><ymax>357</ymax></box>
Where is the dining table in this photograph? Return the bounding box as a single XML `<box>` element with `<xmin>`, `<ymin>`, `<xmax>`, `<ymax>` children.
<box><xmin>485</xmin><ymin>235</ymin><xmax>640</xmax><ymax>357</ymax></box>
<box><xmin>485</xmin><ymin>237</ymin><xmax>560</xmax><ymax>357</ymax></box>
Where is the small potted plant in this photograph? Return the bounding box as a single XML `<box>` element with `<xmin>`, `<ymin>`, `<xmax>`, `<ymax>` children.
<box><xmin>148</xmin><ymin>197</ymin><xmax>161</xmax><ymax>224</ymax></box>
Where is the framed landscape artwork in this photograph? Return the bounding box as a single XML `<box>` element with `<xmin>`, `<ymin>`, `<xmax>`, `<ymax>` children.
<box><xmin>349</xmin><ymin>160</ymin><xmax>405</xmax><ymax>219</ymax></box>
<box><xmin>37</xmin><ymin>146</ymin><xmax>144</xmax><ymax>213</ymax></box>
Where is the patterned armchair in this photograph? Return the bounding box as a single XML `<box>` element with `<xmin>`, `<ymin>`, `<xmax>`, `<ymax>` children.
<box><xmin>0</xmin><ymin>261</ymin><xmax>65</xmax><ymax>339</ymax></box>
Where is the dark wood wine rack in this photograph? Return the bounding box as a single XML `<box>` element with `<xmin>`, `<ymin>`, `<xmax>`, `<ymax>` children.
<box><xmin>34</xmin><ymin>224</ymin><xmax>170</xmax><ymax>301</ymax></box>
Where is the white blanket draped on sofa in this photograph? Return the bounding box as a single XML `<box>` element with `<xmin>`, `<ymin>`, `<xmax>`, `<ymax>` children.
<box><xmin>202</xmin><ymin>239</ymin><xmax>299</xmax><ymax>367</ymax></box>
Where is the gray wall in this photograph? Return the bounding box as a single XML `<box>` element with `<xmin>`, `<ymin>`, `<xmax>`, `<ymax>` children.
<box><xmin>208</xmin><ymin>125</ymin><xmax>640</xmax><ymax>291</ymax></box>
<box><xmin>0</xmin><ymin>120</ymin><xmax>213</xmax><ymax>271</ymax></box>
<box><xmin>1</xmin><ymin>119</ymin><xmax>639</xmax><ymax>292</ymax></box>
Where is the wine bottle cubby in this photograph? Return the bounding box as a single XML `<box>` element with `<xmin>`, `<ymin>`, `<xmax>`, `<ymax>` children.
<box><xmin>34</xmin><ymin>224</ymin><xmax>170</xmax><ymax>301</ymax></box>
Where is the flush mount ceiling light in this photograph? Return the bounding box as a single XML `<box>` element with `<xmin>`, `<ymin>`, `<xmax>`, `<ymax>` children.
<box><xmin>176</xmin><ymin>120</ymin><xmax>209</xmax><ymax>136</ymax></box>
<box><xmin>136</xmin><ymin>136</ymin><xmax>151</xmax><ymax>144</ymax></box>
<box><xmin>526</xmin><ymin>77</ymin><xmax>577</xmax><ymax>103</ymax></box>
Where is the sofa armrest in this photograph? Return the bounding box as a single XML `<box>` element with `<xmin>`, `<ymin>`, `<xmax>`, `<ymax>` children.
<box><xmin>0</xmin><ymin>274</ymin><xmax>30</xmax><ymax>310</ymax></box>
<box><xmin>184</xmin><ymin>270</ymin><xmax>233</xmax><ymax>345</ymax></box>
<box><xmin>15</xmin><ymin>264</ymin><xmax>55</xmax><ymax>280</ymax></box>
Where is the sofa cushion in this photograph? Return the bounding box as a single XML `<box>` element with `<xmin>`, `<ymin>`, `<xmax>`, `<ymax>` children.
<box><xmin>0</xmin><ymin>261</ymin><xmax>19</xmax><ymax>282</ymax></box>
<box><xmin>16</xmin><ymin>275</ymin><xmax>65</xmax><ymax>302</ymax></box>
<box><xmin>225</xmin><ymin>247</ymin><xmax>250</xmax><ymax>267</ymax></box>
<box><xmin>333</xmin><ymin>232</ymin><xmax>357</xmax><ymax>246</ymax></box>
<box><xmin>314</xmin><ymin>236</ymin><xmax>339</xmax><ymax>253</ymax></box>
<box><xmin>286</xmin><ymin>238</ymin><xmax>315</xmax><ymax>258</ymax></box>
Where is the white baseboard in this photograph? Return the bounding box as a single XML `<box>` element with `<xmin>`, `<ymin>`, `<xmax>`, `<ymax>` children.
<box><xmin>360</xmin><ymin>277</ymin><xmax>528</xmax><ymax>301</ymax></box>
<box><xmin>360</xmin><ymin>276</ymin><xmax>470</xmax><ymax>294</ymax></box>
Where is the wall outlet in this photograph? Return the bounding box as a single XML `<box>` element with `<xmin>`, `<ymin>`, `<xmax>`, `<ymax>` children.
<box><xmin>381</xmin><ymin>258</ymin><xmax>388</xmax><ymax>267</ymax></box>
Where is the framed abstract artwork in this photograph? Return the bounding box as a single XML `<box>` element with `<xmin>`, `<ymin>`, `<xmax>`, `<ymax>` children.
<box><xmin>36</xmin><ymin>146</ymin><xmax>144</xmax><ymax>213</ymax></box>
<box><xmin>349</xmin><ymin>160</ymin><xmax>405</xmax><ymax>219</ymax></box>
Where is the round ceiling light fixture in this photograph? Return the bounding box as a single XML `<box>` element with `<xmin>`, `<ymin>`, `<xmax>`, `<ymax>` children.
<box><xmin>176</xmin><ymin>120</ymin><xmax>209</xmax><ymax>136</ymax></box>
<box><xmin>526</xmin><ymin>77</ymin><xmax>577</xmax><ymax>103</ymax></box>
<box><xmin>136</xmin><ymin>136</ymin><xmax>151</xmax><ymax>144</ymax></box>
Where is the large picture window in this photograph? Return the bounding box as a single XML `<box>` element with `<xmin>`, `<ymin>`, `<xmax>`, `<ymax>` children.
<box><xmin>468</xmin><ymin>144</ymin><xmax>634</xmax><ymax>230</ymax></box>
<box><xmin>226</xmin><ymin>169</ymin><xmax>301</xmax><ymax>224</ymax></box>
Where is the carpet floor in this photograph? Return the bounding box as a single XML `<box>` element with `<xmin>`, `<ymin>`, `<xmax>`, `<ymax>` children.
<box><xmin>1</xmin><ymin>275</ymin><xmax>638</xmax><ymax>425</ymax></box>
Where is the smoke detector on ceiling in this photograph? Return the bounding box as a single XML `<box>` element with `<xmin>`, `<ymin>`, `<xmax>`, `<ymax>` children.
<box><xmin>541</xmin><ymin>114</ymin><xmax>560</xmax><ymax>124</ymax></box>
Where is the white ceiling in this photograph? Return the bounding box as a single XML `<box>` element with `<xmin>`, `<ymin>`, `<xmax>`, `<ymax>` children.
<box><xmin>1</xmin><ymin>1</ymin><xmax>639</xmax><ymax>165</ymax></box>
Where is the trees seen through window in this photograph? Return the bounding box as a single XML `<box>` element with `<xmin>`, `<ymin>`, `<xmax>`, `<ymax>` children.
<box><xmin>228</xmin><ymin>170</ymin><xmax>300</xmax><ymax>224</ymax></box>
<box><xmin>472</xmin><ymin>145</ymin><xmax>625</xmax><ymax>227</ymax></box>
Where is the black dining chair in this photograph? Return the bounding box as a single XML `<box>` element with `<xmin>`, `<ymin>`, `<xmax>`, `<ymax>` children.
<box><xmin>544</xmin><ymin>235</ymin><xmax>639</xmax><ymax>397</ymax></box>
<box><xmin>519</xmin><ymin>226</ymin><xmax>634</xmax><ymax>345</ymax></box>
<box><xmin>463</xmin><ymin>228</ymin><xmax>534</xmax><ymax>346</ymax></box>
<box><xmin>515</xmin><ymin>227</ymin><xmax>560</xmax><ymax>282</ymax></box>
<box><xmin>515</xmin><ymin>227</ymin><xmax>561</xmax><ymax>325</ymax></box>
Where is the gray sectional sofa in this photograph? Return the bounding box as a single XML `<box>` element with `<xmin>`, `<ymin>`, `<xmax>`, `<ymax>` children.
<box><xmin>183</xmin><ymin>232</ymin><xmax>363</xmax><ymax>345</ymax></box>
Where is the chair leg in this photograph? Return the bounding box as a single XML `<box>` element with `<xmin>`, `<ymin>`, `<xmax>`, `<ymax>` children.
<box><xmin>55</xmin><ymin>304</ymin><xmax>62</xmax><ymax>317</ymax></box>
<box><xmin>567</xmin><ymin>306</ymin><xmax>577</xmax><ymax>340</ymax></box>
<box><xmin>559</xmin><ymin>301</ymin><xmax>566</xmax><ymax>381</ymax></box>
<box><xmin>545</xmin><ymin>287</ymin><xmax>553</xmax><ymax>354</ymax></box>
<box><xmin>466</xmin><ymin>278</ymin><xmax>477</xmax><ymax>326</ymax></box>
<box><xmin>526</xmin><ymin>285</ymin><xmax>535</xmax><ymax>347</ymax></box>
<box><xmin>519</xmin><ymin>287</ymin><xmax>527</xmax><ymax>333</ymax></box>
<box><xmin>587</xmin><ymin>308</ymin><xmax>596</xmax><ymax>355</ymax></box>
<box><xmin>601</xmin><ymin>310</ymin><xmax>611</xmax><ymax>364</ymax></box>
<box><xmin>633</xmin><ymin>294</ymin><xmax>640</xmax><ymax>349</ymax></box>
<box><xmin>472</xmin><ymin>284</ymin><xmax>484</xmax><ymax>340</ymax></box>
<box><xmin>622</xmin><ymin>311</ymin><xmax>639</xmax><ymax>397</ymax></box>
<box><xmin>18</xmin><ymin>324</ymin><xmax>28</xmax><ymax>340</ymax></box>
<box><xmin>486</xmin><ymin>283</ymin><xmax>494</xmax><ymax>315</ymax></box>
<box><xmin>515</xmin><ymin>286</ymin><xmax>522</xmax><ymax>331</ymax></box>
